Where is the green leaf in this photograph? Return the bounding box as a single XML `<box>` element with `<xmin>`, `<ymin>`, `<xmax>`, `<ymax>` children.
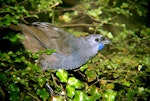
<box><xmin>32</xmin><ymin>53</ymin><xmax>39</xmax><ymax>59</ymax></box>
<box><xmin>8</xmin><ymin>83</ymin><xmax>20</xmax><ymax>92</ymax></box>
<box><xmin>121</xmin><ymin>3</ymin><xmax>129</xmax><ymax>8</ymax></box>
<box><xmin>8</xmin><ymin>83</ymin><xmax>20</xmax><ymax>101</ymax></box>
<box><xmin>3</xmin><ymin>34</ymin><xmax>20</xmax><ymax>42</ymax></box>
<box><xmin>85</xmin><ymin>70</ymin><xmax>97</xmax><ymax>82</ymax></box>
<box><xmin>56</xmin><ymin>69</ymin><xmax>68</xmax><ymax>83</ymax></box>
<box><xmin>68</xmin><ymin>77</ymin><xmax>82</xmax><ymax>89</ymax></box>
<box><xmin>45</xmin><ymin>49</ymin><xmax>56</xmax><ymax>55</ymax></box>
<box><xmin>36</xmin><ymin>88</ymin><xmax>49</xmax><ymax>101</ymax></box>
<box><xmin>123</xmin><ymin>81</ymin><xmax>131</xmax><ymax>87</ymax></box>
<box><xmin>126</xmin><ymin>89</ymin><xmax>136</xmax><ymax>101</ymax></box>
<box><xmin>80</xmin><ymin>63</ymin><xmax>88</xmax><ymax>71</ymax></box>
<box><xmin>87</xmin><ymin>86</ymin><xmax>101</xmax><ymax>100</ymax></box>
<box><xmin>66</xmin><ymin>85</ymin><xmax>75</xmax><ymax>98</ymax></box>
<box><xmin>73</xmin><ymin>90</ymin><xmax>88</xmax><ymax>101</ymax></box>
<box><xmin>37</xmin><ymin>78</ymin><xmax>45</xmax><ymax>87</ymax></box>
<box><xmin>103</xmin><ymin>89</ymin><xmax>117</xmax><ymax>101</ymax></box>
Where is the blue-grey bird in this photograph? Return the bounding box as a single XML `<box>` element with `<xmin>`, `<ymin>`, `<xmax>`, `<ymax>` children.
<box><xmin>11</xmin><ymin>22</ymin><xmax>111</xmax><ymax>70</ymax></box>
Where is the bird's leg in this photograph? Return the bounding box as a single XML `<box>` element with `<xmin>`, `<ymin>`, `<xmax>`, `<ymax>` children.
<box><xmin>45</xmin><ymin>82</ymin><xmax>55</xmax><ymax>96</ymax></box>
<box><xmin>45</xmin><ymin>82</ymin><xmax>67</xmax><ymax>97</ymax></box>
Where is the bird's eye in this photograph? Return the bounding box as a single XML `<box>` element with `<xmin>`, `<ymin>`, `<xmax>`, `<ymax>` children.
<box><xmin>95</xmin><ymin>38</ymin><xmax>99</xmax><ymax>42</ymax></box>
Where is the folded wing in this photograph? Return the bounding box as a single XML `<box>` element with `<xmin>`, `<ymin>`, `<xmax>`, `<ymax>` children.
<box><xmin>17</xmin><ymin>22</ymin><xmax>76</xmax><ymax>55</ymax></box>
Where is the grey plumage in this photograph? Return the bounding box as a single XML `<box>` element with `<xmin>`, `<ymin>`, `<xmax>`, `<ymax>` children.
<box><xmin>11</xmin><ymin>22</ymin><xmax>111</xmax><ymax>70</ymax></box>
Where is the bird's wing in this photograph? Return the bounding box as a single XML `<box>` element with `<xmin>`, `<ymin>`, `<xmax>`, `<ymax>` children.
<box><xmin>18</xmin><ymin>22</ymin><xmax>76</xmax><ymax>55</ymax></box>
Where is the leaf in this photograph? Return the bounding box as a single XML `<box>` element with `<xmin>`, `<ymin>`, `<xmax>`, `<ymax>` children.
<box><xmin>66</xmin><ymin>85</ymin><xmax>75</xmax><ymax>98</ymax></box>
<box><xmin>56</xmin><ymin>69</ymin><xmax>68</xmax><ymax>83</ymax></box>
<box><xmin>45</xmin><ymin>49</ymin><xmax>56</xmax><ymax>55</ymax></box>
<box><xmin>103</xmin><ymin>89</ymin><xmax>117</xmax><ymax>101</ymax></box>
<box><xmin>85</xmin><ymin>70</ymin><xmax>97</xmax><ymax>82</ymax></box>
<box><xmin>68</xmin><ymin>77</ymin><xmax>82</xmax><ymax>89</ymax></box>
<box><xmin>73</xmin><ymin>90</ymin><xmax>88</xmax><ymax>101</ymax></box>
<box><xmin>87</xmin><ymin>85</ymin><xmax>101</xmax><ymax>100</ymax></box>
<box><xmin>36</xmin><ymin>88</ymin><xmax>49</xmax><ymax>101</ymax></box>
<box><xmin>8</xmin><ymin>83</ymin><xmax>20</xmax><ymax>101</ymax></box>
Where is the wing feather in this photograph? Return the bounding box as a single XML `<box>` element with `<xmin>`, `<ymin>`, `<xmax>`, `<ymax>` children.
<box><xmin>19</xmin><ymin>22</ymin><xmax>76</xmax><ymax>55</ymax></box>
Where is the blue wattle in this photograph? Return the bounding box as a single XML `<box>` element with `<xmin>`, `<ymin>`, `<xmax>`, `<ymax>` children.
<box><xmin>98</xmin><ymin>43</ymin><xmax>104</xmax><ymax>50</ymax></box>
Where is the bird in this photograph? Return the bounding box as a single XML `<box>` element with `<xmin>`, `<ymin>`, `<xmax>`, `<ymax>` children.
<box><xmin>10</xmin><ymin>22</ymin><xmax>111</xmax><ymax>70</ymax></box>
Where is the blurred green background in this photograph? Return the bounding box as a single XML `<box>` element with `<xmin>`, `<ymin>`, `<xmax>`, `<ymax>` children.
<box><xmin>0</xmin><ymin>0</ymin><xmax>149</xmax><ymax>100</ymax></box>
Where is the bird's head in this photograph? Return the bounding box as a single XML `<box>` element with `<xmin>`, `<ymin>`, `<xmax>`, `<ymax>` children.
<box><xmin>85</xmin><ymin>34</ymin><xmax>111</xmax><ymax>51</ymax></box>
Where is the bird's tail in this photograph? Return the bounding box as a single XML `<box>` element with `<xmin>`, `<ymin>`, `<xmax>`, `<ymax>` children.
<box><xmin>8</xmin><ymin>23</ymin><xmax>46</xmax><ymax>52</ymax></box>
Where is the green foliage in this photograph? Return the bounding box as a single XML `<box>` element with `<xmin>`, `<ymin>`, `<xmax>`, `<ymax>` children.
<box><xmin>0</xmin><ymin>0</ymin><xmax>62</xmax><ymax>26</ymax></box>
<box><xmin>0</xmin><ymin>0</ymin><xmax>149</xmax><ymax>100</ymax></box>
<box><xmin>56</xmin><ymin>69</ymin><xmax>68</xmax><ymax>82</ymax></box>
<box><xmin>36</xmin><ymin>88</ymin><xmax>49</xmax><ymax>101</ymax></box>
<box><xmin>103</xmin><ymin>89</ymin><xmax>117</xmax><ymax>101</ymax></box>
